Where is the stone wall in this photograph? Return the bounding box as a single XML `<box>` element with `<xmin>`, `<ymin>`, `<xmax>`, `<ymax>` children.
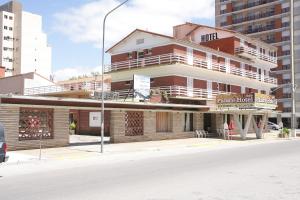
<box><xmin>194</xmin><ymin>113</ymin><xmax>204</xmax><ymax>130</ymax></box>
<box><xmin>0</xmin><ymin>105</ymin><xmax>69</xmax><ymax>150</ymax></box>
<box><xmin>110</xmin><ymin>111</ymin><xmax>196</xmax><ymax>143</ymax></box>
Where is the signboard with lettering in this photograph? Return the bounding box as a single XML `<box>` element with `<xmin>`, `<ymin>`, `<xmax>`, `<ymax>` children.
<box><xmin>133</xmin><ymin>74</ymin><xmax>150</xmax><ymax>100</ymax></box>
<box><xmin>201</xmin><ymin>32</ymin><xmax>219</xmax><ymax>42</ymax></box>
<box><xmin>216</xmin><ymin>93</ymin><xmax>277</xmax><ymax>110</ymax></box>
<box><xmin>89</xmin><ymin>112</ymin><xmax>101</xmax><ymax>127</ymax></box>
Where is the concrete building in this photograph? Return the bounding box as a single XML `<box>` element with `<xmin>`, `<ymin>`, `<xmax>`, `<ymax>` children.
<box><xmin>104</xmin><ymin>22</ymin><xmax>278</xmax><ymax>143</ymax></box>
<box><xmin>215</xmin><ymin>0</ymin><xmax>300</xmax><ymax>127</ymax></box>
<box><xmin>0</xmin><ymin>1</ymin><xmax>51</xmax><ymax>78</ymax></box>
<box><xmin>0</xmin><ymin>72</ymin><xmax>55</xmax><ymax>95</ymax></box>
<box><xmin>0</xmin><ymin>23</ymin><xmax>279</xmax><ymax>150</ymax></box>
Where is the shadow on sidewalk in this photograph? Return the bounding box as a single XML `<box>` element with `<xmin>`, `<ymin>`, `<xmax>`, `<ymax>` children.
<box><xmin>68</xmin><ymin>141</ymin><xmax>110</xmax><ymax>147</ymax></box>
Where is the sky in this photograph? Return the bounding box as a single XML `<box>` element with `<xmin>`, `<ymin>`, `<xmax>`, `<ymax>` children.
<box><xmin>7</xmin><ymin>0</ymin><xmax>215</xmax><ymax>81</ymax></box>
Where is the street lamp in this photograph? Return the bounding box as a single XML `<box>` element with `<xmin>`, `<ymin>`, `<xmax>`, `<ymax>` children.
<box><xmin>101</xmin><ymin>0</ymin><xmax>130</xmax><ymax>153</ymax></box>
<box><xmin>290</xmin><ymin>0</ymin><xmax>296</xmax><ymax>137</ymax></box>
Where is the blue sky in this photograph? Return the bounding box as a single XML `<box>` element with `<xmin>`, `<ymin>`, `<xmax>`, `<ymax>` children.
<box><xmin>8</xmin><ymin>0</ymin><xmax>215</xmax><ymax>80</ymax></box>
<box><xmin>17</xmin><ymin>0</ymin><xmax>101</xmax><ymax>72</ymax></box>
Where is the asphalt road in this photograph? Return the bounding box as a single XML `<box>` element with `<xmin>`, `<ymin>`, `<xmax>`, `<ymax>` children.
<box><xmin>1</xmin><ymin>140</ymin><xmax>300</xmax><ymax>200</ymax></box>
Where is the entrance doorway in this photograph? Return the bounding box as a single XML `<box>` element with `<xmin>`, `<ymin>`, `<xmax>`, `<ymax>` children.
<box><xmin>203</xmin><ymin>113</ymin><xmax>212</xmax><ymax>132</ymax></box>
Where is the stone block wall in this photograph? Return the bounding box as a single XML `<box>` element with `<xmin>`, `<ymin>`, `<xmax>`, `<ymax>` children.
<box><xmin>0</xmin><ymin>105</ymin><xmax>69</xmax><ymax>150</ymax></box>
<box><xmin>194</xmin><ymin>113</ymin><xmax>204</xmax><ymax>130</ymax></box>
<box><xmin>215</xmin><ymin>114</ymin><xmax>224</xmax><ymax>130</ymax></box>
<box><xmin>110</xmin><ymin>111</ymin><xmax>196</xmax><ymax>143</ymax></box>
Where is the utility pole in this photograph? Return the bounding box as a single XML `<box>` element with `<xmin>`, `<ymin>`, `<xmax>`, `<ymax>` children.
<box><xmin>290</xmin><ymin>0</ymin><xmax>296</xmax><ymax>137</ymax></box>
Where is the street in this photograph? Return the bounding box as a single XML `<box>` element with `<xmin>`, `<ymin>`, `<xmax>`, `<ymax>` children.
<box><xmin>1</xmin><ymin>140</ymin><xmax>300</xmax><ymax>200</ymax></box>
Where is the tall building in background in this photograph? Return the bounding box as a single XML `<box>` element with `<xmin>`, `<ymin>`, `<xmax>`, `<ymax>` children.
<box><xmin>0</xmin><ymin>0</ymin><xmax>51</xmax><ymax>78</ymax></box>
<box><xmin>216</xmin><ymin>0</ymin><xmax>300</xmax><ymax>127</ymax></box>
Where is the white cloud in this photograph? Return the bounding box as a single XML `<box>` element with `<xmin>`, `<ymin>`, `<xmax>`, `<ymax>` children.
<box><xmin>53</xmin><ymin>0</ymin><xmax>215</xmax><ymax>81</ymax></box>
<box><xmin>53</xmin><ymin>0</ymin><xmax>215</xmax><ymax>48</ymax></box>
<box><xmin>53</xmin><ymin>66</ymin><xmax>101</xmax><ymax>81</ymax></box>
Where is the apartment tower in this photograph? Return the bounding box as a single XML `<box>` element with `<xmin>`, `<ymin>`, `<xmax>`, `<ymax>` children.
<box><xmin>0</xmin><ymin>0</ymin><xmax>51</xmax><ymax>78</ymax></box>
<box><xmin>216</xmin><ymin>0</ymin><xmax>300</xmax><ymax>127</ymax></box>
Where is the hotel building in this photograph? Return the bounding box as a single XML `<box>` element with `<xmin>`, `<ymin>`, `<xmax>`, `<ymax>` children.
<box><xmin>0</xmin><ymin>23</ymin><xmax>279</xmax><ymax>150</ymax></box>
<box><xmin>215</xmin><ymin>0</ymin><xmax>300</xmax><ymax>127</ymax></box>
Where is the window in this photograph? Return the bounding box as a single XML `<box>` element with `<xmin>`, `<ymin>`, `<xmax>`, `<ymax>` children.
<box><xmin>156</xmin><ymin>112</ymin><xmax>172</xmax><ymax>132</ymax></box>
<box><xmin>4</xmin><ymin>15</ymin><xmax>7</xmax><ymax>19</ymax></box>
<box><xmin>136</xmin><ymin>38</ymin><xmax>144</xmax><ymax>45</ymax></box>
<box><xmin>184</xmin><ymin>113</ymin><xmax>194</xmax><ymax>132</ymax></box>
<box><xmin>226</xmin><ymin>84</ymin><xmax>231</xmax><ymax>92</ymax></box>
<box><xmin>125</xmin><ymin>111</ymin><xmax>144</xmax><ymax>136</ymax></box>
<box><xmin>9</xmin><ymin>16</ymin><xmax>13</xmax><ymax>20</ymax></box>
<box><xmin>145</xmin><ymin>49</ymin><xmax>152</xmax><ymax>55</ymax></box>
<box><xmin>138</xmin><ymin>51</ymin><xmax>144</xmax><ymax>59</ymax></box>
<box><xmin>9</xmin><ymin>27</ymin><xmax>12</xmax><ymax>31</ymax></box>
<box><xmin>19</xmin><ymin>108</ymin><xmax>54</xmax><ymax>140</ymax></box>
<box><xmin>4</xmin><ymin>26</ymin><xmax>7</xmax><ymax>30</ymax></box>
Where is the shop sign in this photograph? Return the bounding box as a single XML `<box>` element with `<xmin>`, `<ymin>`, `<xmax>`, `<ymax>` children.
<box><xmin>133</xmin><ymin>74</ymin><xmax>150</xmax><ymax>99</ymax></box>
<box><xmin>216</xmin><ymin>93</ymin><xmax>277</xmax><ymax>109</ymax></box>
<box><xmin>254</xmin><ymin>93</ymin><xmax>277</xmax><ymax>109</ymax></box>
<box><xmin>89</xmin><ymin>112</ymin><xmax>101</xmax><ymax>127</ymax></box>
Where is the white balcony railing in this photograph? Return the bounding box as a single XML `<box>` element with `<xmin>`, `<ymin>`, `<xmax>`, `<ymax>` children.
<box><xmin>113</xmin><ymin>85</ymin><xmax>232</xmax><ymax>100</ymax></box>
<box><xmin>24</xmin><ymin>81</ymin><xmax>107</xmax><ymax>96</ymax></box>
<box><xmin>105</xmin><ymin>53</ymin><xmax>277</xmax><ymax>85</ymax></box>
<box><xmin>235</xmin><ymin>46</ymin><xmax>277</xmax><ymax>64</ymax></box>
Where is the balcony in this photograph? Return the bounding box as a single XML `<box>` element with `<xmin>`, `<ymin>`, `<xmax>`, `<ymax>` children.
<box><xmin>232</xmin><ymin>0</ymin><xmax>278</xmax><ymax>12</ymax></box>
<box><xmin>235</xmin><ymin>46</ymin><xmax>277</xmax><ymax>65</ymax></box>
<box><xmin>112</xmin><ymin>85</ymin><xmax>232</xmax><ymax>100</ymax></box>
<box><xmin>105</xmin><ymin>53</ymin><xmax>277</xmax><ymax>85</ymax></box>
<box><xmin>243</xmin><ymin>24</ymin><xmax>275</xmax><ymax>34</ymax></box>
<box><xmin>283</xmin><ymin>107</ymin><xmax>292</xmax><ymax>112</ymax></box>
<box><xmin>232</xmin><ymin>11</ymin><xmax>276</xmax><ymax>24</ymax></box>
<box><xmin>282</xmin><ymin>93</ymin><xmax>292</xmax><ymax>98</ymax></box>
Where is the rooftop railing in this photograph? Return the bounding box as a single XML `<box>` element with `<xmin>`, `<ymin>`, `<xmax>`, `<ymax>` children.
<box><xmin>105</xmin><ymin>53</ymin><xmax>277</xmax><ymax>85</ymax></box>
<box><xmin>24</xmin><ymin>81</ymin><xmax>107</xmax><ymax>96</ymax></box>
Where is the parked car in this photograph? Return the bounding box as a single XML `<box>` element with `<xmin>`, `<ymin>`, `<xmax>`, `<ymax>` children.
<box><xmin>267</xmin><ymin>121</ymin><xmax>280</xmax><ymax>130</ymax></box>
<box><xmin>0</xmin><ymin>122</ymin><xmax>8</xmax><ymax>163</ymax></box>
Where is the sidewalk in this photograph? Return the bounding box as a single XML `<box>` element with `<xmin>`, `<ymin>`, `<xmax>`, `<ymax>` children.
<box><xmin>5</xmin><ymin>131</ymin><xmax>297</xmax><ymax>165</ymax></box>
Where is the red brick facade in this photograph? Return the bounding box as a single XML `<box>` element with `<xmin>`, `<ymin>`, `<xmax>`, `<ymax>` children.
<box><xmin>70</xmin><ymin>110</ymin><xmax>111</xmax><ymax>136</ymax></box>
<box><xmin>201</xmin><ymin>37</ymin><xmax>236</xmax><ymax>55</ymax></box>
<box><xmin>111</xmin><ymin>44</ymin><xmax>187</xmax><ymax>63</ymax></box>
<box><xmin>0</xmin><ymin>67</ymin><xmax>5</xmax><ymax>78</ymax></box>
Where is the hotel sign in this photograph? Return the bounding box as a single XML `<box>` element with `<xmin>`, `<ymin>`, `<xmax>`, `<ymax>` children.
<box><xmin>216</xmin><ymin>93</ymin><xmax>277</xmax><ymax>110</ymax></box>
<box><xmin>201</xmin><ymin>32</ymin><xmax>219</xmax><ymax>42</ymax></box>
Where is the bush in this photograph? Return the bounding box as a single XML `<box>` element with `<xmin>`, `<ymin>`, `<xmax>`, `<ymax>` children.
<box><xmin>282</xmin><ymin>127</ymin><xmax>290</xmax><ymax>137</ymax></box>
<box><xmin>69</xmin><ymin>122</ymin><xmax>76</xmax><ymax>130</ymax></box>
